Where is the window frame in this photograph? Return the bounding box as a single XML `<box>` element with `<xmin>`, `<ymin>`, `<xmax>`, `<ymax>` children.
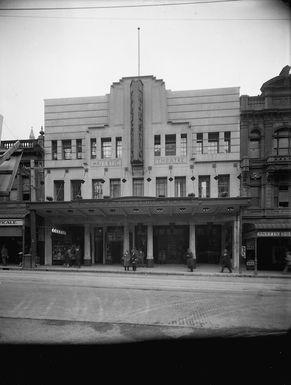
<box><xmin>54</xmin><ymin>180</ymin><xmax>64</xmax><ymax>201</ymax></box>
<box><xmin>174</xmin><ymin>176</ymin><xmax>186</xmax><ymax>197</ymax></box>
<box><xmin>165</xmin><ymin>134</ymin><xmax>176</xmax><ymax>156</ymax></box>
<box><xmin>132</xmin><ymin>178</ymin><xmax>144</xmax><ymax>197</ymax></box>
<box><xmin>76</xmin><ymin>139</ymin><xmax>82</xmax><ymax>159</ymax></box>
<box><xmin>92</xmin><ymin>179</ymin><xmax>104</xmax><ymax>199</ymax></box>
<box><xmin>156</xmin><ymin>177</ymin><xmax>167</xmax><ymax>197</ymax></box>
<box><xmin>217</xmin><ymin>174</ymin><xmax>230</xmax><ymax>198</ymax></box>
<box><xmin>62</xmin><ymin>140</ymin><xmax>72</xmax><ymax>160</ymax></box>
<box><xmin>110</xmin><ymin>178</ymin><xmax>121</xmax><ymax>198</ymax></box>
<box><xmin>198</xmin><ymin>175</ymin><xmax>210</xmax><ymax>198</ymax></box>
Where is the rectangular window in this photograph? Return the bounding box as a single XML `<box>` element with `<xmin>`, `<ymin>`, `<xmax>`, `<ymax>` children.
<box><xmin>165</xmin><ymin>134</ymin><xmax>176</xmax><ymax>156</ymax></box>
<box><xmin>133</xmin><ymin>178</ymin><xmax>144</xmax><ymax>196</ymax></box>
<box><xmin>196</xmin><ymin>133</ymin><xmax>203</xmax><ymax>154</ymax></box>
<box><xmin>175</xmin><ymin>177</ymin><xmax>186</xmax><ymax>197</ymax></box>
<box><xmin>92</xmin><ymin>179</ymin><xmax>103</xmax><ymax>199</ymax></box>
<box><xmin>218</xmin><ymin>175</ymin><xmax>230</xmax><ymax>198</ymax></box>
<box><xmin>101</xmin><ymin>138</ymin><xmax>112</xmax><ymax>159</ymax></box>
<box><xmin>249</xmin><ymin>139</ymin><xmax>260</xmax><ymax>158</ymax></box>
<box><xmin>250</xmin><ymin>186</ymin><xmax>260</xmax><ymax>207</ymax></box>
<box><xmin>278</xmin><ymin>185</ymin><xmax>289</xmax><ymax>207</ymax></box>
<box><xmin>91</xmin><ymin>138</ymin><xmax>97</xmax><ymax>159</ymax></box>
<box><xmin>52</xmin><ymin>140</ymin><xmax>58</xmax><ymax>160</ymax></box>
<box><xmin>208</xmin><ymin>132</ymin><xmax>219</xmax><ymax>154</ymax></box>
<box><xmin>199</xmin><ymin>176</ymin><xmax>210</xmax><ymax>198</ymax></box>
<box><xmin>62</xmin><ymin>140</ymin><xmax>72</xmax><ymax>160</ymax></box>
<box><xmin>154</xmin><ymin>135</ymin><xmax>161</xmax><ymax>156</ymax></box>
<box><xmin>54</xmin><ymin>180</ymin><xmax>64</xmax><ymax>201</ymax></box>
<box><xmin>76</xmin><ymin>139</ymin><xmax>82</xmax><ymax>159</ymax></box>
<box><xmin>110</xmin><ymin>179</ymin><xmax>121</xmax><ymax>198</ymax></box>
<box><xmin>224</xmin><ymin>132</ymin><xmax>231</xmax><ymax>153</ymax></box>
<box><xmin>71</xmin><ymin>180</ymin><xmax>82</xmax><ymax>200</ymax></box>
<box><xmin>180</xmin><ymin>134</ymin><xmax>187</xmax><ymax>156</ymax></box>
<box><xmin>156</xmin><ymin>177</ymin><xmax>167</xmax><ymax>197</ymax></box>
<box><xmin>116</xmin><ymin>137</ymin><xmax>122</xmax><ymax>158</ymax></box>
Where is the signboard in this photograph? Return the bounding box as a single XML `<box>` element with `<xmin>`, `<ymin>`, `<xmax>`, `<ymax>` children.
<box><xmin>257</xmin><ymin>231</ymin><xmax>291</xmax><ymax>237</ymax></box>
<box><xmin>52</xmin><ymin>228</ymin><xmax>66</xmax><ymax>235</ymax></box>
<box><xmin>0</xmin><ymin>219</ymin><xmax>23</xmax><ymax>226</ymax></box>
<box><xmin>91</xmin><ymin>159</ymin><xmax>122</xmax><ymax>167</ymax></box>
<box><xmin>154</xmin><ymin>156</ymin><xmax>187</xmax><ymax>165</ymax></box>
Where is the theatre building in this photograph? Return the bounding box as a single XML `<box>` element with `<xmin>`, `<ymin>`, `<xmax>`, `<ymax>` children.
<box><xmin>30</xmin><ymin>75</ymin><xmax>248</xmax><ymax>267</ymax></box>
<box><xmin>240</xmin><ymin>66</ymin><xmax>291</xmax><ymax>271</ymax></box>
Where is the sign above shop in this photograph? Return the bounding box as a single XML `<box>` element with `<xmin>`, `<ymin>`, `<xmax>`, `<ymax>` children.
<box><xmin>257</xmin><ymin>231</ymin><xmax>291</xmax><ymax>237</ymax></box>
<box><xmin>52</xmin><ymin>228</ymin><xmax>67</xmax><ymax>235</ymax></box>
<box><xmin>0</xmin><ymin>219</ymin><xmax>23</xmax><ymax>226</ymax></box>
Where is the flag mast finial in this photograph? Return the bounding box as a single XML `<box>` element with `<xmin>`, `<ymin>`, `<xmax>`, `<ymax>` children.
<box><xmin>138</xmin><ymin>27</ymin><xmax>140</xmax><ymax>77</ymax></box>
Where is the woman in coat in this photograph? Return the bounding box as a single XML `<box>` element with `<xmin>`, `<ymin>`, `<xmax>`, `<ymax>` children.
<box><xmin>122</xmin><ymin>249</ymin><xmax>130</xmax><ymax>271</ymax></box>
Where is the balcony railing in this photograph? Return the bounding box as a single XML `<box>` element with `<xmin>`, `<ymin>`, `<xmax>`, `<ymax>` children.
<box><xmin>0</xmin><ymin>139</ymin><xmax>37</xmax><ymax>149</ymax></box>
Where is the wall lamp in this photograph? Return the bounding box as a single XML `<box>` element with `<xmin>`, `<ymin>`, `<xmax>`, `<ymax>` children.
<box><xmin>46</xmin><ymin>196</ymin><xmax>53</xmax><ymax>202</ymax></box>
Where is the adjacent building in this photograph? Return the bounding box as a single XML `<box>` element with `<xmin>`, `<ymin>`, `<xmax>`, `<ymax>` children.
<box><xmin>240</xmin><ymin>66</ymin><xmax>291</xmax><ymax>271</ymax></box>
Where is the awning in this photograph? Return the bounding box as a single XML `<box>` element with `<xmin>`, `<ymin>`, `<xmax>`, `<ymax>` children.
<box><xmin>244</xmin><ymin>222</ymin><xmax>291</xmax><ymax>238</ymax></box>
<box><xmin>0</xmin><ymin>152</ymin><xmax>23</xmax><ymax>196</ymax></box>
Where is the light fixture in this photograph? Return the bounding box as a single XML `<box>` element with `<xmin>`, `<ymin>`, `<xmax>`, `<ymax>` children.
<box><xmin>227</xmin><ymin>207</ymin><xmax>234</xmax><ymax>213</ymax></box>
<box><xmin>202</xmin><ymin>207</ymin><xmax>209</xmax><ymax>213</ymax></box>
<box><xmin>46</xmin><ymin>196</ymin><xmax>53</xmax><ymax>201</ymax></box>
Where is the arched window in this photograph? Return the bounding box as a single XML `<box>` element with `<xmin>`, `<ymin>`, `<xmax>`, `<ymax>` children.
<box><xmin>249</xmin><ymin>129</ymin><xmax>261</xmax><ymax>158</ymax></box>
<box><xmin>273</xmin><ymin>128</ymin><xmax>291</xmax><ymax>155</ymax></box>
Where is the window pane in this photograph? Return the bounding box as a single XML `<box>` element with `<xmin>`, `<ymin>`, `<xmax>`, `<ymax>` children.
<box><xmin>91</xmin><ymin>138</ymin><xmax>97</xmax><ymax>159</ymax></box>
<box><xmin>196</xmin><ymin>133</ymin><xmax>203</xmax><ymax>154</ymax></box>
<box><xmin>102</xmin><ymin>138</ymin><xmax>112</xmax><ymax>158</ymax></box>
<box><xmin>110</xmin><ymin>179</ymin><xmax>120</xmax><ymax>197</ymax></box>
<box><xmin>156</xmin><ymin>177</ymin><xmax>167</xmax><ymax>197</ymax></box>
<box><xmin>175</xmin><ymin>177</ymin><xmax>186</xmax><ymax>197</ymax></box>
<box><xmin>208</xmin><ymin>133</ymin><xmax>219</xmax><ymax>154</ymax></box>
<box><xmin>76</xmin><ymin>139</ymin><xmax>82</xmax><ymax>159</ymax></box>
<box><xmin>54</xmin><ymin>180</ymin><xmax>64</xmax><ymax>201</ymax></box>
<box><xmin>133</xmin><ymin>178</ymin><xmax>144</xmax><ymax>196</ymax></box>
<box><xmin>165</xmin><ymin>135</ymin><xmax>176</xmax><ymax>156</ymax></box>
<box><xmin>71</xmin><ymin>180</ymin><xmax>82</xmax><ymax>200</ymax></box>
<box><xmin>92</xmin><ymin>179</ymin><xmax>103</xmax><ymax>199</ymax></box>
<box><xmin>154</xmin><ymin>135</ymin><xmax>161</xmax><ymax>156</ymax></box>
<box><xmin>116</xmin><ymin>137</ymin><xmax>122</xmax><ymax>158</ymax></box>
<box><xmin>218</xmin><ymin>175</ymin><xmax>230</xmax><ymax>197</ymax></box>
<box><xmin>199</xmin><ymin>176</ymin><xmax>210</xmax><ymax>198</ymax></box>
<box><xmin>52</xmin><ymin>141</ymin><xmax>58</xmax><ymax>160</ymax></box>
<box><xmin>180</xmin><ymin>134</ymin><xmax>187</xmax><ymax>156</ymax></box>
<box><xmin>249</xmin><ymin>140</ymin><xmax>260</xmax><ymax>158</ymax></box>
<box><xmin>224</xmin><ymin>132</ymin><xmax>231</xmax><ymax>153</ymax></box>
<box><xmin>62</xmin><ymin>140</ymin><xmax>72</xmax><ymax>160</ymax></box>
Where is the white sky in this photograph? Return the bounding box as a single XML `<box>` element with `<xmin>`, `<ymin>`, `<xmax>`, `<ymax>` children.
<box><xmin>0</xmin><ymin>0</ymin><xmax>290</xmax><ymax>140</ymax></box>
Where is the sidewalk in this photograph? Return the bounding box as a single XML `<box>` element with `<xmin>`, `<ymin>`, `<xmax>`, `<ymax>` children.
<box><xmin>1</xmin><ymin>263</ymin><xmax>290</xmax><ymax>279</ymax></box>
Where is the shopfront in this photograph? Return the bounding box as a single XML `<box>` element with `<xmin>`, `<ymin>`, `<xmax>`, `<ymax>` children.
<box><xmin>51</xmin><ymin>225</ymin><xmax>84</xmax><ymax>266</ymax></box>
<box><xmin>0</xmin><ymin>217</ymin><xmax>26</xmax><ymax>264</ymax></box>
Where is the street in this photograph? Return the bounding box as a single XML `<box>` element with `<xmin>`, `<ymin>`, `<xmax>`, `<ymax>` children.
<box><xmin>0</xmin><ymin>270</ymin><xmax>290</xmax><ymax>343</ymax></box>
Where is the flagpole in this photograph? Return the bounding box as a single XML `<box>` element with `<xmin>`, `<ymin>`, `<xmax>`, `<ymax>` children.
<box><xmin>138</xmin><ymin>27</ymin><xmax>140</xmax><ymax>76</ymax></box>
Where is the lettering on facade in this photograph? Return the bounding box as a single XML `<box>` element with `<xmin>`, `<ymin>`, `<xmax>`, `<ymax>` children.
<box><xmin>91</xmin><ymin>159</ymin><xmax>122</xmax><ymax>167</ymax></box>
<box><xmin>154</xmin><ymin>156</ymin><xmax>187</xmax><ymax>165</ymax></box>
<box><xmin>257</xmin><ymin>231</ymin><xmax>291</xmax><ymax>237</ymax></box>
<box><xmin>0</xmin><ymin>219</ymin><xmax>23</xmax><ymax>226</ymax></box>
<box><xmin>52</xmin><ymin>228</ymin><xmax>67</xmax><ymax>235</ymax></box>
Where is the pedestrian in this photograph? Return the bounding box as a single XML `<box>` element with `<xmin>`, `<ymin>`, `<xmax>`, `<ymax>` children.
<box><xmin>64</xmin><ymin>247</ymin><xmax>71</xmax><ymax>267</ymax></box>
<box><xmin>220</xmin><ymin>248</ymin><xmax>232</xmax><ymax>273</ymax></box>
<box><xmin>122</xmin><ymin>249</ymin><xmax>130</xmax><ymax>271</ymax></box>
<box><xmin>130</xmin><ymin>248</ymin><xmax>138</xmax><ymax>271</ymax></box>
<box><xmin>75</xmin><ymin>245</ymin><xmax>81</xmax><ymax>268</ymax></box>
<box><xmin>1</xmin><ymin>244</ymin><xmax>8</xmax><ymax>266</ymax></box>
<box><xmin>282</xmin><ymin>250</ymin><xmax>291</xmax><ymax>273</ymax></box>
<box><xmin>138</xmin><ymin>248</ymin><xmax>145</xmax><ymax>267</ymax></box>
<box><xmin>185</xmin><ymin>248</ymin><xmax>196</xmax><ymax>272</ymax></box>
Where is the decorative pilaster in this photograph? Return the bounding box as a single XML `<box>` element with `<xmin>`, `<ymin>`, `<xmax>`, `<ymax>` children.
<box><xmin>44</xmin><ymin>220</ymin><xmax>52</xmax><ymax>265</ymax></box>
<box><xmin>123</xmin><ymin>222</ymin><xmax>130</xmax><ymax>253</ymax></box>
<box><xmin>83</xmin><ymin>224</ymin><xmax>91</xmax><ymax>266</ymax></box>
<box><xmin>147</xmin><ymin>224</ymin><xmax>154</xmax><ymax>267</ymax></box>
<box><xmin>189</xmin><ymin>223</ymin><xmax>196</xmax><ymax>259</ymax></box>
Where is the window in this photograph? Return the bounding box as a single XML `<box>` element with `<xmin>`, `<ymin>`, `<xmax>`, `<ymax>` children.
<box><xmin>62</xmin><ymin>140</ymin><xmax>72</xmax><ymax>160</ymax></box>
<box><xmin>116</xmin><ymin>137</ymin><xmax>122</xmax><ymax>158</ymax></box>
<box><xmin>76</xmin><ymin>139</ymin><xmax>82</xmax><ymax>159</ymax></box>
<box><xmin>133</xmin><ymin>178</ymin><xmax>144</xmax><ymax>196</ymax></box>
<box><xmin>154</xmin><ymin>135</ymin><xmax>161</xmax><ymax>156</ymax></box>
<box><xmin>92</xmin><ymin>179</ymin><xmax>103</xmax><ymax>199</ymax></box>
<box><xmin>101</xmin><ymin>138</ymin><xmax>112</xmax><ymax>158</ymax></box>
<box><xmin>218</xmin><ymin>175</ymin><xmax>230</xmax><ymax>198</ymax></box>
<box><xmin>208</xmin><ymin>132</ymin><xmax>219</xmax><ymax>154</ymax></box>
<box><xmin>165</xmin><ymin>134</ymin><xmax>176</xmax><ymax>156</ymax></box>
<box><xmin>22</xmin><ymin>175</ymin><xmax>30</xmax><ymax>201</ymax></box>
<box><xmin>224</xmin><ymin>132</ymin><xmax>231</xmax><ymax>153</ymax></box>
<box><xmin>278</xmin><ymin>185</ymin><xmax>289</xmax><ymax>207</ymax></box>
<box><xmin>273</xmin><ymin>128</ymin><xmax>291</xmax><ymax>155</ymax></box>
<box><xmin>249</xmin><ymin>130</ymin><xmax>261</xmax><ymax>158</ymax></box>
<box><xmin>54</xmin><ymin>180</ymin><xmax>64</xmax><ymax>201</ymax></box>
<box><xmin>175</xmin><ymin>177</ymin><xmax>186</xmax><ymax>197</ymax></box>
<box><xmin>71</xmin><ymin>180</ymin><xmax>82</xmax><ymax>200</ymax></box>
<box><xmin>52</xmin><ymin>141</ymin><xmax>58</xmax><ymax>160</ymax></box>
<box><xmin>180</xmin><ymin>134</ymin><xmax>187</xmax><ymax>156</ymax></box>
<box><xmin>250</xmin><ymin>186</ymin><xmax>260</xmax><ymax>207</ymax></box>
<box><xmin>91</xmin><ymin>138</ymin><xmax>97</xmax><ymax>159</ymax></box>
<box><xmin>196</xmin><ymin>133</ymin><xmax>203</xmax><ymax>154</ymax></box>
<box><xmin>199</xmin><ymin>176</ymin><xmax>210</xmax><ymax>198</ymax></box>
<box><xmin>110</xmin><ymin>179</ymin><xmax>121</xmax><ymax>197</ymax></box>
<box><xmin>156</xmin><ymin>177</ymin><xmax>167</xmax><ymax>197</ymax></box>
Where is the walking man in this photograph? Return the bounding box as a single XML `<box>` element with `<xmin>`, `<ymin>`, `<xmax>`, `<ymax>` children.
<box><xmin>220</xmin><ymin>248</ymin><xmax>232</xmax><ymax>273</ymax></box>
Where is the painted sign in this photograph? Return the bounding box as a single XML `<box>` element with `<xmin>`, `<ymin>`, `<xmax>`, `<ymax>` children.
<box><xmin>257</xmin><ymin>231</ymin><xmax>291</xmax><ymax>237</ymax></box>
<box><xmin>91</xmin><ymin>159</ymin><xmax>122</xmax><ymax>167</ymax></box>
<box><xmin>154</xmin><ymin>156</ymin><xmax>187</xmax><ymax>165</ymax></box>
<box><xmin>0</xmin><ymin>219</ymin><xmax>23</xmax><ymax>226</ymax></box>
<box><xmin>52</xmin><ymin>228</ymin><xmax>67</xmax><ymax>236</ymax></box>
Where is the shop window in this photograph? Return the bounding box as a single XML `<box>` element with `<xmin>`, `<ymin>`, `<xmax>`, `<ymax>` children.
<box><xmin>224</xmin><ymin>132</ymin><xmax>231</xmax><ymax>153</ymax></box>
<box><xmin>175</xmin><ymin>177</ymin><xmax>186</xmax><ymax>197</ymax></box>
<box><xmin>154</xmin><ymin>135</ymin><xmax>161</xmax><ymax>156</ymax></box>
<box><xmin>133</xmin><ymin>178</ymin><xmax>144</xmax><ymax>196</ymax></box>
<box><xmin>218</xmin><ymin>175</ymin><xmax>230</xmax><ymax>198</ymax></box>
<box><xmin>62</xmin><ymin>140</ymin><xmax>72</xmax><ymax>160</ymax></box>
<box><xmin>156</xmin><ymin>177</ymin><xmax>167</xmax><ymax>197</ymax></box>
<box><xmin>110</xmin><ymin>179</ymin><xmax>121</xmax><ymax>197</ymax></box>
<box><xmin>76</xmin><ymin>139</ymin><xmax>82</xmax><ymax>159</ymax></box>
<box><xmin>278</xmin><ymin>185</ymin><xmax>289</xmax><ymax>207</ymax></box>
<box><xmin>71</xmin><ymin>180</ymin><xmax>82</xmax><ymax>200</ymax></box>
<box><xmin>249</xmin><ymin>130</ymin><xmax>261</xmax><ymax>158</ymax></box>
<box><xmin>54</xmin><ymin>180</ymin><xmax>64</xmax><ymax>201</ymax></box>
<box><xmin>180</xmin><ymin>134</ymin><xmax>187</xmax><ymax>156</ymax></box>
<box><xmin>116</xmin><ymin>137</ymin><xmax>122</xmax><ymax>158</ymax></box>
<box><xmin>52</xmin><ymin>140</ymin><xmax>58</xmax><ymax>160</ymax></box>
<box><xmin>208</xmin><ymin>132</ymin><xmax>219</xmax><ymax>154</ymax></box>
<box><xmin>165</xmin><ymin>134</ymin><xmax>176</xmax><ymax>156</ymax></box>
<box><xmin>199</xmin><ymin>176</ymin><xmax>210</xmax><ymax>198</ymax></box>
<box><xmin>273</xmin><ymin>128</ymin><xmax>291</xmax><ymax>155</ymax></box>
<box><xmin>92</xmin><ymin>179</ymin><xmax>103</xmax><ymax>199</ymax></box>
<box><xmin>91</xmin><ymin>138</ymin><xmax>97</xmax><ymax>159</ymax></box>
<box><xmin>196</xmin><ymin>133</ymin><xmax>203</xmax><ymax>154</ymax></box>
<box><xmin>101</xmin><ymin>138</ymin><xmax>112</xmax><ymax>158</ymax></box>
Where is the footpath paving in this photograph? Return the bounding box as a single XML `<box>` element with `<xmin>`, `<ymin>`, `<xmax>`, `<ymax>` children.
<box><xmin>1</xmin><ymin>262</ymin><xmax>290</xmax><ymax>279</ymax></box>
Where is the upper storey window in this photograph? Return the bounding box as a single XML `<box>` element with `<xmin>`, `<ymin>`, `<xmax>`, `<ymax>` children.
<box><xmin>165</xmin><ymin>134</ymin><xmax>176</xmax><ymax>156</ymax></box>
<box><xmin>62</xmin><ymin>140</ymin><xmax>72</xmax><ymax>160</ymax></box>
<box><xmin>154</xmin><ymin>135</ymin><xmax>161</xmax><ymax>156</ymax></box>
<box><xmin>180</xmin><ymin>134</ymin><xmax>187</xmax><ymax>156</ymax></box>
<box><xmin>116</xmin><ymin>137</ymin><xmax>122</xmax><ymax>158</ymax></box>
<box><xmin>196</xmin><ymin>133</ymin><xmax>203</xmax><ymax>154</ymax></box>
<box><xmin>224</xmin><ymin>132</ymin><xmax>231</xmax><ymax>153</ymax></box>
<box><xmin>208</xmin><ymin>132</ymin><xmax>219</xmax><ymax>154</ymax></box>
<box><xmin>249</xmin><ymin>129</ymin><xmax>261</xmax><ymax>158</ymax></box>
<box><xmin>273</xmin><ymin>128</ymin><xmax>291</xmax><ymax>155</ymax></box>
<box><xmin>101</xmin><ymin>138</ymin><xmax>112</xmax><ymax>159</ymax></box>
<box><xmin>91</xmin><ymin>138</ymin><xmax>97</xmax><ymax>159</ymax></box>
<box><xmin>52</xmin><ymin>141</ymin><xmax>58</xmax><ymax>160</ymax></box>
<box><xmin>76</xmin><ymin>139</ymin><xmax>82</xmax><ymax>159</ymax></box>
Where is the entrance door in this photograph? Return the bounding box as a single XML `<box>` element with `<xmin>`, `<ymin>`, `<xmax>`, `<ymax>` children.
<box><xmin>106</xmin><ymin>226</ymin><xmax>123</xmax><ymax>264</ymax></box>
<box><xmin>196</xmin><ymin>224</ymin><xmax>221</xmax><ymax>264</ymax></box>
<box><xmin>94</xmin><ymin>227</ymin><xmax>103</xmax><ymax>264</ymax></box>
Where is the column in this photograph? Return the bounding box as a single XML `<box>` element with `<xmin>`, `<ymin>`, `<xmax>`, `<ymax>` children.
<box><xmin>123</xmin><ymin>222</ymin><xmax>130</xmax><ymax>253</ymax></box>
<box><xmin>30</xmin><ymin>210</ymin><xmax>37</xmax><ymax>267</ymax></box>
<box><xmin>189</xmin><ymin>223</ymin><xmax>196</xmax><ymax>259</ymax></box>
<box><xmin>91</xmin><ymin>228</ymin><xmax>95</xmax><ymax>264</ymax></box>
<box><xmin>147</xmin><ymin>224</ymin><xmax>154</xmax><ymax>267</ymax></box>
<box><xmin>232</xmin><ymin>216</ymin><xmax>239</xmax><ymax>269</ymax></box>
<box><xmin>83</xmin><ymin>224</ymin><xmax>91</xmax><ymax>266</ymax></box>
<box><xmin>44</xmin><ymin>220</ymin><xmax>52</xmax><ymax>265</ymax></box>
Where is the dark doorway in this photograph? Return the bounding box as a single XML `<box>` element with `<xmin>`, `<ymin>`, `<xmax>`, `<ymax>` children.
<box><xmin>106</xmin><ymin>226</ymin><xmax>123</xmax><ymax>264</ymax></box>
<box><xmin>94</xmin><ymin>227</ymin><xmax>103</xmax><ymax>264</ymax></box>
<box><xmin>196</xmin><ymin>224</ymin><xmax>221</xmax><ymax>264</ymax></box>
